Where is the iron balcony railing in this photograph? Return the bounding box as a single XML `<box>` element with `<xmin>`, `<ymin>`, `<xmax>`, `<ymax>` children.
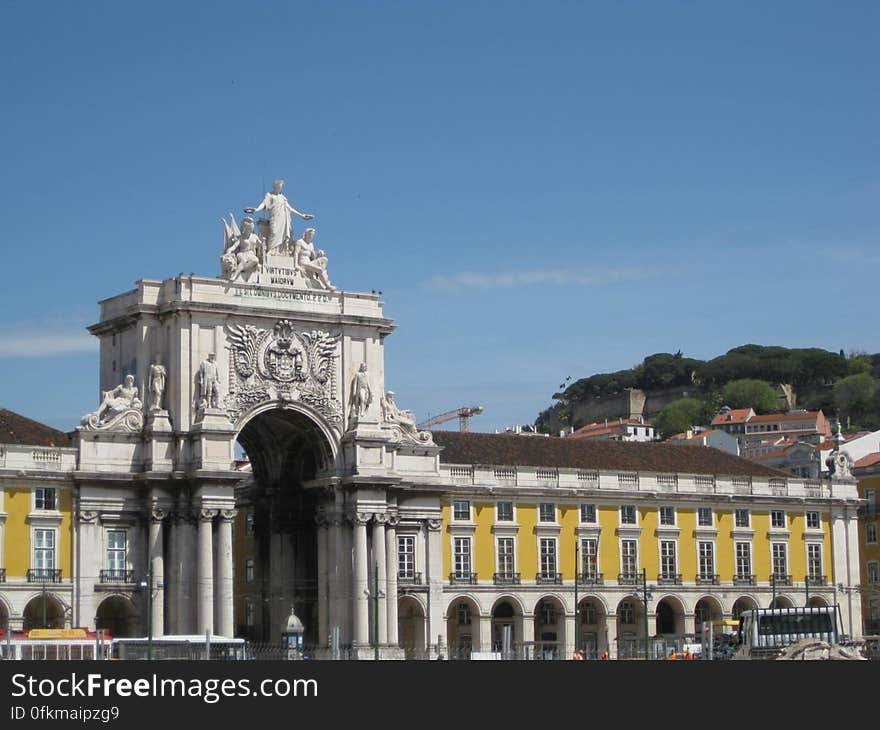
<box><xmin>398</xmin><ymin>571</ymin><xmax>422</xmax><ymax>585</ymax></box>
<box><xmin>658</xmin><ymin>573</ymin><xmax>682</xmax><ymax>585</ymax></box>
<box><xmin>99</xmin><ymin>569</ymin><xmax>134</xmax><ymax>584</ymax></box>
<box><xmin>734</xmin><ymin>574</ymin><xmax>756</xmax><ymax>585</ymax></box>
<box><xmin>696</xmin><ymin>574</ymin><xmax>719</xmax><ymax>585</ymax></box>
<box><xmin>537</xmin><ymin>572</ymin><xmax>563</xmax><ymax>585</ymax></box>
<box><xmin>28</xmin><ymin>569</ymin><xmax>62</xmax><ymax>583</ymax></box>
<box><xmin>577</xmin><ymin>572</ymin><xmax>604</xmax><ymax>585</ymax></box>
<box><xmin>772</xmin><ymin>573</ymin><xmax>792</xmax><ymax>586</ymax></box>
<box><xmin>806</xmin><ymin>575</ymin><xmax>827</xmax><ymax>586</ymax></box>
<box><xmin>618</xmin><ymin>572</ymin><xmax>641</xmax><ymax>585</ymax></box>
<box><xmin>449</xmin><ymin>572</ymin><xmax>477</xmax><ymax>585</ymax></box>
<box><xmin>493</xmin><ymin>572</ymin><xmax>521</xmax><ymax>585</ymax></box>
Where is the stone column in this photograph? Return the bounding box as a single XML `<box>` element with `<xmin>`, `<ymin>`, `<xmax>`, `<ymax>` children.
<box><xmin>385</xmin><ymin>517</ymin><xmax>399</xmax><ymax>646</ymax></box>
<box><xmin>605</xmin><ymin>616</ymin><xmax>617</xmax><ymax>659</ymax></box>
<box><xmin>479</xmin><ymin>614</ymin><xmax>492</xmax><ymax>654</ymax></box>
<box><xmin>426</xmin><ymin>518</ymin><xmax>444</xmax><ymax>650</ymax></box>
<box><xmin>149</xmin><ymin>509</ymin><xmax>166</xmax><ymax>637</ymax></box>
<box><xmin>197</xmin><ymin>509</ymin><xmax>216</xmax><ymax>636</ymax></box>
<box><xmin>165</xmin><ymin>513</ymin><xmax>178</xmax><ymax>633</ymax></box>
<box><xmin>215</xmin><ymin>510</ymin><xmax>235</xmax><ymax>638</ymax></box>
<box><xmin>683</xmin><ymin>612</ymin><xmax>696</xmax><ymax>638</ymax></box>
<box><xmin>327</xmin><ymin>516</ymin><xmax>339</xmax><ymax>642</ymax></box>
<box><xmin>177</xmin><ymin>513</ymin><xmax>197</xmax><ymax>634</ymax></box>
<box><xmin>372</xmin><ymin>514</ymin><xmax>388</xmax><ymax>646</ymax></box>
<box><xmin>564</xmin><ymin>612</ymin><xmax>577</xmax><ymax>657</ymax></box>
<box><xmin>352</xmin><ymin>513</ymin><xmax>370</xmax><ymax>646</ymax></box>
<box><xmin>316</xmin><ymin>514</ymin><xmax>329</xmax><ymax>647</ymax></box>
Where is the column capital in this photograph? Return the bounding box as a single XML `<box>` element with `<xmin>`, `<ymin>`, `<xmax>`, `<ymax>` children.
<box><xmin>387</xmin><ymin>514</ymin><xmax>400</xmax><ymax>528</ymax></box>
<box><xmin>426</xmin><ymin>518</ymin><xmax>442</xmax><ymax>532</ymax></box>
<box><xmin>314</xmin><ymin>512</ymin><xmax>330</xmax><ymax>528</ymax></box>
<box><xmin>198</xmin><ymin>508</ymin><xmax>218</xmax><ymax>523</ymax></box>
<box><xmin>373</xmin><ymin>512</ymin><xmax>388</xmax><ymax>525</ymax></box>
<box><xmin>352</xmin><ymin>512</ymin><xmax>371</xmax><ymax>526</ymax></box>
<box><xmin>150</xmin><ymin>508</ymin><xmax>168</xmax><ymax>523</ymax></box>
<box><xmin>78</xmin><ymin>510</ymin><xmax>99</xmax><ymax>525</ymax></box>
<box><xmin>219</xmin><ymin>509</ymin><xmax>237</xmax><ymax>522</ymax></box>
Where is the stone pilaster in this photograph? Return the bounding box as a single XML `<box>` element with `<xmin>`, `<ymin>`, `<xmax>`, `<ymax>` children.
<box><xmin>197</xmin><ymin>509</ymin><xmax>217</xmax><ymax>635</ymax></box>
<box><xmin>215</xmin><ymin>509</ymin><xmax>235</xmax><ymax>638</ymax></box>
<box><xmin>352</xmin><ymin>513</ymin><xmax>370</xmax><ymax>646</ymax></box>
<box><xmin>385</xmin><ymin>516</ymin><xmax>399</xmax><ymax>646</ymax></box>
<box><xmin>372</xmin><ymin>514</ymin><xmax>388</xmax><ymax>646</ymax></box>
<box><xmin>315</xmin><ymin>513</ymin><xmax>329</xmax><ymax>646</ymax></box>
<box><xmin>149</xmin><ymin>509</ymin><xmax>166</xmax><ymax>638</ymax></box>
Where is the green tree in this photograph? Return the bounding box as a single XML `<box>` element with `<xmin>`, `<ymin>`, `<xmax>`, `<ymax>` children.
<box><xmin>722</xmin><ymin>379</ymin><xmax>780</xmax><ymax>414</ymax></box>
<box><xmin>847</xmin><ymin>352</ymin><xmax>873</xmax><ymax>376</ymax></box>
<box><xmin>654</xmin><ymin>398</ymin><xmax>705</xmax><ymax>440</ymax></box>
<box><xmin>833</xmin><ymin>373</ymin><xmax>877</xmax><ymax>425</ymax></box>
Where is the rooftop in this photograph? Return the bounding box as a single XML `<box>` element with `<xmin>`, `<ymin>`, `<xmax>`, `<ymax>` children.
<box><xmin>0</xmin><ymin>408</ymin><xmax>72</xmax><ymax>447</ymax></box>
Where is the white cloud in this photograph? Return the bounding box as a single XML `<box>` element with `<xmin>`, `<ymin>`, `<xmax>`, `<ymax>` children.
<box><xmin>0</xmin><ymin>330</ymin><xmax>97</xmax><ymax>357</ymax></box>
<box><xmin>426</xmin><ymin>267</ymin><xmax>653</xmax><ymax>292</ymax></box>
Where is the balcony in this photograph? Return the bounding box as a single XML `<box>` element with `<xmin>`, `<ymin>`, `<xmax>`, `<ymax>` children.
<box><xmin>28</xmin><ymin>569</ymin><xmax>62</xmax><ymax>583</ymax></box>
<box><xmin>658</xmin><ymin>573</ymin><xmax>682</xmax><ymax>586</ymax></box>
<box><xmin>494</xmin><ymin>572</ymin><xmax>521</xmax><ymax>585</ymax></box>
<box><xmin>398</xmin><ymin>571</ymin><xmax>422</xmax><ymax>586</ymax></box>
<box><xmin>537</xmin><ymin>572</ymin><xmax>563</xmax><ymax>585</ymax></box>
<box><xmin>577</xmin><ymin>572</ymin><xmax>604</xmax><ymax>586</ymax></box>
<box><xmin>449</xmin><ymin>572</ymin><xmax>477</xmax><ymax>585</ymax></box>
<box><xmin>771</xmin><ymin>573</ymin><xmax>792</xmax><ymax>586</ymax></box>
<box><xmin>99</xmin><ymin>569</ymin><xmax>134</xmax><ymax>584</ymax></box>
<box><xmin>734</xmin><ymin>574</ymin><xmax>756</xmax><ymax>586</ymax></box>
<box><xmin>806</xmin><ymin>575</ymin><xmax>827</xmax><ymax>586</ymax></box>
<box><xmin>618</xmin><ymin>572</ymin><xmax>641</xmax><ymax>586</ymax></box>
<box><xmin>697</xmin><ymin>574</ymin><xmax>719</xmax><ymax>585</ymax></box>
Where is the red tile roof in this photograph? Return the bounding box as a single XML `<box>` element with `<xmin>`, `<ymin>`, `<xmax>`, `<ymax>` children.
<box><xmin>0</xmin><ymin>408</ymin><xmax>72</xmax><ymax>447</ymax></box>
<box><xmin>433</xmin><ymin>431</ymin><xmax>787</xmax><ymax>477</ymax></box>
<box><xmin>711</xmin><ymin>409</ymin><xmax>753</xmax><ymax>426</ymax></box>
<box><xmin>747</xmin><ymin>411</ymin><xmax>822</xmax><ymax>424</ymax></box>
<box><xmin>854</xmin><ymin>453</ymin><xmax>880</xmax><ymax>469</ymax></box>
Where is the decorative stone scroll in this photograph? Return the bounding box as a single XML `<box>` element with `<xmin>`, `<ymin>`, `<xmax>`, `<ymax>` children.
<box><xmin>225</xmin><ymin>319</ymin><xmax>342</xmax><ymax>427</ymax></box>
<box><xmin>80</xmin><ymin>374</ymin><xmax>144</xmax><ymax>432</ymax></box>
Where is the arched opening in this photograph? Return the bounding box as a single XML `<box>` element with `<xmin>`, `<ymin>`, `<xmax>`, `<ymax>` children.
<box><xmin>807</xmin><ymin>596</ymin><xmax>829</xmax><ymax>608</ymax></box>
<box><xmin>732</xmin><ymin>596</ymin><xmax>758</xmax><ymax>618</ymax></box>
<box><xmin>533</xmin><ymin>596</ymin><xmax>565</xmax><ymax>660</ymax></box>
<box><xmin>398</xmin><ymin>596</ymin><xmax>426</xmax><ymax>659</ymax></box>
<box><xmin>446</xmin><ymin>597</ymin><xmax>480</xmax><ymax>659</ymax></box>
<box><xmin>0</xmin><ymin>598</ymin><xmax>9</xmax><ymax>633</ymax></box>
<box><xmin>95</xmin><ymin>595</ymin><xmax>138</xmax><ymax>638</ymax></box>
<box><xmin>616</xmin><ymin>596</ymin><xmax>645</xmax><ymax>659</ymax></box>
<box><xmin>235</xmin><ymin>406</ymin><xmax>336</xmax><ymax>645</ymax></box>
<box><xmin>694</xmin><ymin>596</ymin><xmax>724</xmax><ymax>635</ymax></box>
<box><xmin>769</xmin><ymin>595</ymin><xmax>795</xmax><ymax>609</ymax></box>
<box><xmin>491</xmin><ymin>598</ymin><xmax>522</xmax><ymax>657</ymax></box>
<box><xmin>655</xmin><ymin>596</ymin><xmax>685</xmax><ymax>636</ymax></box>
<box><xmin>577</xmin><ymin>596</ymin><xmax>607</xmax><ymax>658</ymax></box>
<box><xmin>23</xmin><ymin>594</ymin><xmax>65</xmax><ymax>630</ymax></box>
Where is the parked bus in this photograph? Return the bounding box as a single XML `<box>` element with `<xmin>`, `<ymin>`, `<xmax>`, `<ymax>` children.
<box><xmin>0</xmin><ymin>628</ymin><xmax>113</xmax><ymax>660</ymax></box>
<box><xmin>112</xmin><ymin>635</ymin><xmax>248</xmax><ymax>660</ymax></box>
<box><xmin>735</xmin><ymin>606</ymin><xmax>840</xmax><ymax>659</ymax></box>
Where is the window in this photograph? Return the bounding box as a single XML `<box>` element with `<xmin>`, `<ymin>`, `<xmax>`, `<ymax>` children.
<box><xmin>34</xmin><ymin>529</ymin><xmax>55</xmax><ymax>573</ymax></box>
<box><xmin>245</xmin><ymin>558</ymin><xmax>254</xmax><ymax>583</ymax></box>
<box><xmin>771</xmin><ymin>510</ymin><xmax>786</xmax><ymax>528</ymax></box>
<box><xmin>806</xmin><ymin>511</ymin><xmax>820</xmax><ymax>530</ymax></box>
<box><xmin>868</xmin><ymin>562</ymin><xmax>879</xmax><ymax>585</ymax></box>
<box><xmin>867</xmin><ymin>523</ymin><xmax>878</xmax><ymax>545</ymax></box>
<box><xmin>772</xmin><ymin>543</ymin><xmax>787</xmax><ymax>577</ymax></box>
<box><xmin>453</xmin><ymin>537</ymin><xmax>471</xmax><ymax>578</ymax></box>
<box><xmin>245</xmin><ymin>600</ymin><xmax>254</xmax><ymax>626</ymax></box>
<box><xmin>539</xmin><ymin>503</ymin><xmax>556</xmax><ymax>523</ymax></box>
<box><xmin>868</xmin><ymin>489</ymin><xmax>877</xmax><ymax>513</ymax></box>
<box><xmin>735</xmin><ymin>542</ymin><xmax>751</xmax><ymax>578</ymax></box>
<box><xmin>497</xmin><ymin>537</ymin><xmax>515</xmax><ymax>577</ymax></box>
<box><xmin>581</xmin><ymin>602</ymin><xmax>596</xmax><ymax>625</ymax></box>
<box><xmin>621</xmin><ymin>539</ymin><xmax>638</xmax><ymax>577</ymax></box>
<box><xmin>807</xmin><ymin>544</ymin><xmax>822</xmax><ymax>580</ymax></box>
<box><xmin>106</xmin><ymin>530</ymin><xmax>127</xmax><ymax>575</ymax></box>
<box><xmin>659</xmin><ymin>506</ymin><xmax>675</xmax><ymax>526</ymax></box>
<box><xmin>398</xmin><ymin>535</ymin><xmax>415</xmax><ymax>579</ymax></box>
<box><xmin>457</xmin><ymin>602</ymin><xmax>471</xmax><ymax>626</ymax></box>
<box><xmin>698</xmin><ymin>542</ymin><xmax>714</xmax><ymax>579</ymax></box>
<box><xmin>580</xmin><ymin>504</ymin><xmax>596</xmax><ymax>524</ymax></box>
<box><xmin>620</xmin><ymin>505</ymin><xmax>637</xmax><ymax>525</ymax></box>
<box><xmin>697</xmin><ymin>507</ymin><xmax>713</xmax><ymax>527</ymax></box>
<box><xmin>660</xmin><ymin>541</ymin><xmax>677</xmax><ymax>578</ymax></box>
<box><xmin>620</xmin><ymin>601</ymin><xmax>635</xmax><ymax>625</ymax></box>
<box><xmin>539</xmin><ymin>538</ymin><xmax>557</xmax><ymax>577</ymax></box>
<box><xmin>34</xmin><ymin>488</ymin><xmax>57</xmax><ymax>511</ymax></box>
<box><xmin>735</xmin><ymin>509</ymin><xmax>750</xmax><ymax>528</ymax></box>
<box><xmin>580</xmin><ymin>538</ymin><xmax>598</xmax><ymax>578</ymax></box>
<box><xmin>453</xmin><ymin>500</ymin><xmax>471</xmax><ymax>521</ymax></box>
<box><xmin>245</xmin><ymin>513</ymin><xmax>255</xmax><ymax>536</ymax></box>
<box><xmin>496</xmin><ymin>502</ymin><xmax>514</xmax><ymax>522</ymax></box>
<box><xmin>540</xmin><ymin>600</ymin><xmax>557</xmax><ymax>625</ymax></box>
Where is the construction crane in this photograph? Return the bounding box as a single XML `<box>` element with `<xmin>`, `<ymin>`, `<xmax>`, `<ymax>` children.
<box><xmin>417</xmin><ymin>406</ymin><xmax>485</xmax><ymax>433</ymax></box>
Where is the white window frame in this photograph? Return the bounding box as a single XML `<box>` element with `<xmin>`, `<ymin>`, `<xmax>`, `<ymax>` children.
<box><xmin>771</xmin><ymin>510</ymin><xmax>786</xmax><ymax>529</ymax></box>
<box><xmin>620</xmin><ymin>505</ymin><xmax>637</xmax><ymax>525</ymax></box>
<box><xmin>245</xmin><ymin>558</ymin><xmax>255</xmax><ymax>583</ymax></box>
<box><xmin>580</xmin><ymin>504</ymin><xmax>597</xmax><ymax>524</ymax></box>
<box><xmin>697</xmin><ymin>507</ymin><xmax>713</xmax><ymax>527</ymax></box>
<box><xmin>805</xmin><ymin>511</ymin><xmax>821</xmax><ymax>530</ymax></box>
<box><xmin>659</xmin><ymin>540</ymin><xmax>677</xmax><ymax>579</ymax></box>
<box><xmin>771</xmin><ymin>542</ymin><xmax>788</xmax><ymax>578</ymax></box>
<box><xmin>735</xmin><ymin>541</ymin><xmax>752</xmax><ymax>579</ymax></box>
<box><xmin>867</xmin><ymin>561</ymin><xmax>879</xmax><ymax>585</ymax></box>
<box><xmin>453</xmin><ymin>536</ymin><xmax>472</xmax><ymax>579</ymax></box>
<box><xmin>620</xmin><ymin>538</ymin><xmax>638</xmax><ymax>577</ymax></box>
<box><xmin>33</xmin><ymin>487</ymin><xmax>58</xmax><ymax>512</ymax></box>
<box><xmin>496</xmin><ymin>501</ymin><xmax>514</xmax><ymax>523</ymax></box>
<box><xmin>806</xmin><ymin>543</ymin><xmax>822</xmax><ymax>580</ymax></box>
<box><xmin>659</xmin><ymin>506</ymin><xmax>676</xmax><ymax>526</ymax></box>
<box><xmin>698</xmin><ymin>541</ymin><xmax>715</xmax><ymax>579</ymax></box>
<box><xmin>453</xmin><ymin>500</ymin><xmax>471</xmax><ymax>522</ymax></box>
<box><xmin>33</xmin><ymin>527</ymin><xmax>57</xmax><ymax>575</ymax></box>
<box><xmin>539</xmin><ymin>503</ymin><xmax>556</xmax><ymax>523</ymax></box>
<box><xmin>580</xmin><ymin>537</ymin><xmax>598</xmax><ymax>579</ymax></box>
<box><xmin>105</xmin><ymin>529</ymin><xmax>127</xmax><ymax>574</ymax></box>
<box><xmin>496</xmin><ymin>536</ymin><xmax>516</xmax><ymax>577</ymax></box>
<box><xmin>398</xmin><ymin>534</ymin><xmax>416</xmax><ymax>579</ymax></box>
<box><xmin>866</xmin><ymin>523</ymin><xmax>878</xmax><ymax>546</ymax></box>
<box><xmin>734</xmin><ymin>509</ymin><xmax>750</xmax><ymax>528</ymax></box>
<box><xmin>539</xmin><ymin>537</ymin><xmax>558</xmax><ymax>578</ymax></box>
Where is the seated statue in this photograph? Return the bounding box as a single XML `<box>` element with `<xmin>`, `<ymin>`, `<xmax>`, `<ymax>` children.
<box><xmin>221</xmin><ymin>215</ymin><xmax>264</xmax><ymax>282</ymax></box>
<box><xmin>81</xmin><ymin>374</ymin><xmax>144</xmax><ymax>431</ymax></box>
<box><xmin>380</xmin><ymin>391</ymin><xmax>420</xmax><ymax>437</ymax></box>
<box><xmin>293</xmin><ymin>228</ymin><xmax>336</xmax><ymax>291</ymax></box>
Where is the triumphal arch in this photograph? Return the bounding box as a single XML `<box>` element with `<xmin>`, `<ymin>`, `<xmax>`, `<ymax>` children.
<box><xmin>75</xmin><ymin>179</ymin><xmax>442</xmax><ymax>656</ymax></box>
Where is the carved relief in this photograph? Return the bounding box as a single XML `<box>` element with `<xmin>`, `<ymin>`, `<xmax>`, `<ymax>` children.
<box><xmin>225</xmin><ymin>319</ymin><xmax>342</xmax><ymax>427</ymax></box>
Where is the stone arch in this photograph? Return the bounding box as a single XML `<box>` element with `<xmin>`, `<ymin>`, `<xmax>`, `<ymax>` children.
<box><xmin>398</xmin><ymin>595</ymin><xmax>426</xmax><ymax>659</ymax></box>
<box><xmin>577</xmin><ymin>594</ymin><xmax>608</xmax><ymax>658</ymax></box>
<box><xmin>807</xmin><ymin>596</ymin><xmax>829</xmax><ymax>608</ymax></box>
<box><xmin>491</xmin><ymin>597</ymin><xmax>524</xmax><ymax>655</ymax></box>
<box><xmin>95</xmin><ymin>595</ymin><xmax>138</xmax><ymax>638</ymax></box>
<box><xmin>732</xmin><ymin>595</ymin><xmax>759</xmax><ymax>618</ymax></box>
<box><xmin>615</xmin><ymin>594</ymin><xmax>646</xmax><ymax>659</ymax></box>
<box><xmin>0</xmin><ymin>594</ymin><xmax>9</xmax><ymax>632</ymax></box>
<box><xmin>533</xmin><ymin>595</ymin><xmax>566</xmax><ymax>660</ymax></box>
<box><xmin>23</xmin><ymin>594</ymin><xmax>65</xmax><ymax>631</ymax></box>
<box><xmin>447</xmin><ymin>596</ymin><xmax>481</xmax><ymax>659</ymax></box>
<box><xmin>694</xmin><ymin>595</ymin><xmax>724</xmax><ymax>634</ymax></box>
<box><xmin>769</xmin><ymin>595</ymin><xmax>795</xmax><ymax>609</ymax></box>
<box><xmin>655</xmin><ymin>595</ymin><xmax>686</xmax><ymax>637</ymax></box>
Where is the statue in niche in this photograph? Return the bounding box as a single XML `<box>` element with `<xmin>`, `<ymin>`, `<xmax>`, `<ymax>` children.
<box><xmin>197</xmin><ymin>353</ymin><xmax>222</xmax><ymax>410</ymax></box>
<box><xmin>245</xmin><ymin>179</ymin><xmax>314</xmax><ymax>254</ymax></box>
<box><xmin>348</xmin><ymin>363</ymin><xmax>372</xmax><ymax>425</ymax></box>
<box><xmin>221</xmin><ymin>215</ymin><xmax>264</xmax><ymax>282</ymax></box>
<box><xmin>293</xmin><ymin>228</ymin><xmax>336</xmax><ymax>291</ymax></box>
<box><xmin>148</xmin><ymin>363</ymin><xmax>167</xmax><ymax>411</ymax></box>
<box><xmin>80</xmin><ymin>374</ymin><xmax>144</xmax><ymax>431</ymax></box>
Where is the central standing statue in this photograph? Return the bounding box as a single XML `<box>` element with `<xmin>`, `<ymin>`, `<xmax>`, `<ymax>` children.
<box><xmin>245</xmin><ymin>179</ymin><xmax>314</xmax><ymax>253</ymax></box>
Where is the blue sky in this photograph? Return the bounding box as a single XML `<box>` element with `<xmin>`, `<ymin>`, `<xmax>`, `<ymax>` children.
<box><xmin>1</xmin><ymin>1</ymin><xmax>878</xmax><ymax>434</ymax></box>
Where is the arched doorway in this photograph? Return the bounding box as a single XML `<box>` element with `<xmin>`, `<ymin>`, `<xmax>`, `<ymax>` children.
<box><xmin>577</xmin><ymin>597</ymin><xmax>607</xmax><ymax>658</ymax></box>
<box><xmin>533</xmin><ymin>596</ymin><xmax>565</xmax><ymax>660</ymax></box>
<box><xmin>616</xmin><ymin>596</ymin><xmax>645</xmax><ymax>659</ymax></box>
<box><xmin>446</xmin><ymin>597</ymin><xmax>480</xmax><ymax>659</ymax></box>
<box><xmin>23</xmin><ymin>594</ymin><xmax>65</xmax><ymax>630</ymax></box>
<box><xmin>694</xmin><ymin>596</ymin><xmax>724</xmax><ymax>636</ymax></box>
<box><xmin>235</xmin><ymin>405</ymin><xmax>336</xmax><ymax>645</ymax></box>
<box><xmin>807</xmin><ymin>596</ymin><xmax>829</xmax><ymax>608</ymax></box>
<box><xmin>732</xmin><ymin>596</ymin><xmax>758</xmax><ymax>618</ymax></box>
<box><xmin>769</xmin><ymin>595</ymin><xmax>795</xmax><ymax>609</ymax></box>
<box><xmin>398</xmin><ymin>596</ymin><xmax>426</xmax><ymax>659</ymax></box>
<box><xmin>95</xmin><ymin>596</ymin><xmax>138</xmax><ymax>638</ymax></box>
<box><xmin>491</xmin><ymin>598</ymin><xmax>523</xmax><ymax>657</ymax></box>
<box><xmin>0</xmin><ymin>598</ymin><xmax>9</xmax><ymax>633</ymax></box>
<box><xmin>655</xmin><ymin>596</ymin><xmax>685</xmax><ymax>636</ymax></box>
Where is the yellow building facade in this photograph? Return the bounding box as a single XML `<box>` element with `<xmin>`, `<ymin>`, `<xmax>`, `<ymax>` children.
<box><xmin>855</xmin><ymin>458</ymin><xmax>880</xmax><ymax>636</ymax></box>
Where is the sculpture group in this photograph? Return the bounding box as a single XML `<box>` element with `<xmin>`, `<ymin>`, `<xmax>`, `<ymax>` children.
<box><xmin>221</xmin><ymin>179</ymin><xmax>335</xmax><ymax>290</ymax></box>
